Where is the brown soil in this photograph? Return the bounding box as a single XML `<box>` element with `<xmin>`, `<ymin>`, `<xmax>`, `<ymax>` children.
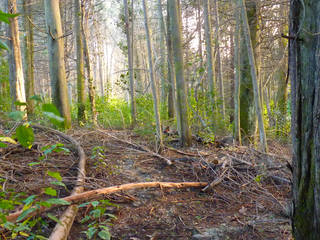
<box><xmin>0</xmin><ymin>128</ymin><xmax>293</xmax><ymax>239</ymax></box>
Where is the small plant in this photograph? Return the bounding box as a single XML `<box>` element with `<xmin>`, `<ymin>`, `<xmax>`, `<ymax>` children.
<box><xmin>79</xmin><ymin>200</ymin><xmax>118</xmax><ymax>240</ymax></box>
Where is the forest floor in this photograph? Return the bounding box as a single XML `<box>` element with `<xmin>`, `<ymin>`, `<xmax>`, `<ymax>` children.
<box><xmin>1</xmin><ymin>127</ymin><xmax>293</xmax><ymax>239</ymax></box>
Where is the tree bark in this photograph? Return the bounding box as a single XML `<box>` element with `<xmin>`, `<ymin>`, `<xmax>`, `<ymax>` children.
<box><xmin>44</xmin><ymin>0</ymin><xmax>71</xmax><ymax>128</ymax></box>
<box><xmin>240</xmin><ymin>0</ymin><xmax>267</xmax><ymax>152</ymax></box>
<box><xmin>75</xmin><ymin>0</ymin><xmax>86</xmax><ymax>123</ymax></box>
<box><xmin>203</xmin><ymin>0</ymin><xmax>216</xmax><ymax>111</ymax></box>
<box><xmin>168</xmin><ymin>0</ymin><xmax>192</xmax><ymax>146</ymax></box>
<box><xmin>124</xmin><ymin>0</ymin><xmax>137</xmax><ymax>127</ymax></box>
<box><xmin>290</xmin><ymin>0</ymin><xmax>320</xmax><ymax>238</ymax></box>
<box><xmin>233</xmin><ymin>0</ymin><xmax>241</xmax><ymax>145</ymax></box>
<box><xmin>214</xmin><ymin>0</ymin><xmax>225</xmax><ymax>119</ymax></box>
<box><xmin>23</xmin><ymin>0</ymin><xmax>35</xmax><ymax>116</ymax></box>
<box><xmin>81</xmin><ymin>2</ymin><xmax>97</xmax><ymax>126</ymax></box>
<box><xmin>7</xmin><ymin>0</ymin><xmax>27</xmax><ymax>115</ymax></box>
<box><xmin>142</xmin><ymin>0</ymin><xmax>163</xmax><ymax>146</ymax></box>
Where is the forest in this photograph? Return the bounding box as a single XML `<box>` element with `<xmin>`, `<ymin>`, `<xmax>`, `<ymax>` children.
<box><xmin>0</xmin><ymin>0</ymin><xmax>319</xmax><ymax>239</ymax></box>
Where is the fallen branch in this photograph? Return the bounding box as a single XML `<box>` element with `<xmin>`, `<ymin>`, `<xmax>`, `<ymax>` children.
<box><xmin>165</xmin><ymin>146</ymin><xmax>210</xmax><ymax>157</ymax></box>
<box><xmin>97</xmin><ymin>129</ymin><xmax>172</xmax><ymax>165</ymax></box>
<box><xmin>32</xmin><ymin>125</ymin><xmax>86</xmax><ymax>240</ymax></box>
<box><xmin>6</xmin><ymin>181</ymin><xmax>207</xmax><ymax>222</ymax></box>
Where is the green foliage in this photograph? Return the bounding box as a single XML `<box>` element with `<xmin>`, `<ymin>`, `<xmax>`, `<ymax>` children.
<box><xmin>80</xmin><ymin>200</ymin><xmax>117</xmax><ymax>239</ymax></box>
<box><xmin>0</xmin><ymin>10</ymin><xmax>19</xmax><ymax>50</ymax></box>
<box><xmin>15</xmin><ymin>124</ymin><xmax>34</xmax><ymax>149</ymax></box>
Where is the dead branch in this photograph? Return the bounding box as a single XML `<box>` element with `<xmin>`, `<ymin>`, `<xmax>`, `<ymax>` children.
<box><xmin>97</xmin><ymin>129</ymin><xmax>172</xmax><ymax>165</ymax></box>
<box><xmin>6</xmin><ymin>181</ymin><xmax>207</xmax><ymax>223</ymax></box>
<box><xmin>165</xmin><ymin>146</ymin><xmax>210</xmax><ymax>157</ymax></box>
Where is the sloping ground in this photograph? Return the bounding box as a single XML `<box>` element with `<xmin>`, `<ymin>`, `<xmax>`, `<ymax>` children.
<box><xmin>0</xmin><ymin>127</ymin><xmax>292</xmax><ymax>239</ymax></box>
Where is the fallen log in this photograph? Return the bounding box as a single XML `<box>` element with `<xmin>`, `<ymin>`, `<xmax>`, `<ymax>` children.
<box><xmin>6</xmin><ymin>181</ymin><xmax>207</xmax><ymax>223</ymax></box>
<box><xmin>97</xmin><ymin>129</ymin><xmax>172</xmax><ymax>165</ymax></box>
<box><xmin>32</xmin><ymin>125</ymin><xmax>86</xmax><ymax>240</ymax></box>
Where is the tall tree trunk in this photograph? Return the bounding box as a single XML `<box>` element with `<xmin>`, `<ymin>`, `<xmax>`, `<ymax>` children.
<box><xmin>124</xmin><ymin>0</ymin><xmax>136</xmax><ymax>127</ymax></box>
<box><xmin>290</xmin><ymin>0</ymin><xmax>320</xmax><ymax>238</ymax></box>
<box><xmin>168</xmin><ymin>0</ymin><xmax>192</xmax><ymax>146</ymax></box>
<box><xmin>166</xmin><ymin>0</ymin><xmax>176</xmax><ymax>120</ymax></box>
<box><xmin>7</xmin><ymin>0</ymin><xmax>26</xmax><ymax>116</ymax></box>
<box><xmin>240</xmin><ymin>0</ymin><xmax>267</xmax><ymax>152</ymax></box>
<box><xmin>44</xmin><ymin>0</ymin><xmax>71</xmax><ymax>129</ymax></box>
<box><xmin>142</xmin><ymin>0</ymin><xmax>163</xmax><ymax>146</ymax></box>
<box><xmin>81</xmin><ymin>2</ymin><xmax>97</xmax><ymax>126</ymax></box>
<box><xmin>214</xmin><ymin>0</ymin><xmax>225</xmax><ymax>119</ymax></box>
<box><xmin>74</xmin><ymin>0</ymin><xmax>85</xmax><ymax>123</ymax></box>
<box><xmin>239</xmin><ymin>0</ymin><xmax>257</xmax><ymax>143</ymax></box>
<box><xmin>156</xmin><ymin>0</ymin><xmax>167</xmax><ymax>106</ymax></box>
<box><xmin>23</xmin><ymin>0</ymin><xmax>35</xmax><ymax>116</ymax></box>
<box><xmin>203</xmin><ymin>0</ymin><xmax>216</xmax><ymax>111</ymax></box>
<box><xmin>233</xmin><ymin>0</ymin><xmax>241</xmax><ymax>145</ymax></box>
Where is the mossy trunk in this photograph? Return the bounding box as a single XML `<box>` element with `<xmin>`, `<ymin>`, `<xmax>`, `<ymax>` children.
<box><xmin>239</xmin><ymin>0</ymin><xmax>258</xmax><ymax>142</ymax></box>
<box><xmin>290</xmin><ymin>0</ymin><xmax>320</xmax><ymax>239</ymax></box>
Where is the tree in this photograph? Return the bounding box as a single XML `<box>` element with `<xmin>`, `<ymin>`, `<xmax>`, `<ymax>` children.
<box><xmin>240</xmin><ymin>0</ymin><xmax>267</xmax><ymax>152</ymax></box>
<box><xmin>233</xmin><ymin>0</ymin><xmax>241</xmax><ymax>144</ymax></box>
<box><xmin>168</xmin><ymin>0</ymin><xmax>192</xmax><ymax>146</ymax></box>
<box><xmin>214</xmin><ymin>0</ymin><xmax>225</xmax><ymax>119</ymax></box>
<box><xmin>75</xmin><ymin>0</ymin><xmax>86</xmax><ymax>123</ymax></box>
<box><xmin>290</xmin><ymin>0</ymin><xmax>320</xmax><ymax>238</ymax></box>
<box><xmin>123</xmin><ymin>0</ymin><xmax>137</xmax><ymax>126</ymax></box>
<box><xmin>203</xmin><ymin>0</ymin><xmax>216</xmax><ymax>111</ymax></box>
<box><xmin>44</xmin><ymin>0</ymin><xmax>71</xmax><ymax>128</ymax></box>
<box><xmin>142</xmin><ymin>0</ymin><xmax>163</xmax><ymax>146</ymax></box>
<box><xmin>81</xmin><ymin>1</ymin><xmax>97</xmax><ymax>126</ymax></box>
<box><xmin>7</xmin><ymin>0</ymin><xmax>27</xmax><ymax>115</ymax></box>
<box><xmin>23</xmin><ymin>0</ymin><xmax>35</xmax><ymax>116</ymax></box>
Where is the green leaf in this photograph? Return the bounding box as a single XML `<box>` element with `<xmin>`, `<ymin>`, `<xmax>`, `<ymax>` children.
<box><xmin>14</xmin><ymin>101</ymin><xmax>27</xmax><ymax>106</ymax></box>
<box><xmin>0</xmin><ymin>199</ymin><xmax>14</xmax><ymax>210</ymax></box>
<box><xmin>16</xmin><ymin>125</ymin><xmax>34</xmax><ymax>149</ymax></box>
<box><xmin>90</xmin><ymin>209</ymin><xmax>102</xmax><ymax>218</ymax></box>
<box><xmin>17</xmin><ymin>207</ymin><xmax>37</xmax><ymax>222</ymax></box>
<box><xmin>91</xmin><ymin>201</ymin><xmax>100</xmax><ymax>207</ymax></box>
<box><xmin>44</xmin><ymin>187</ymin><xmax>57</xmax><ymax>197</ymax></box>
<box><xmin>85</xmin><ymin>227</ymin><xmax>97</xmax><ymax>239</ymax></box>
<box><xmin>98</xmin><ymin>229</ymin><xmax>111</xmax><ymax>240</ymax></box>
<box><xmin>0</xmin><ymin>142</ymin><xmax>7</xmax><ymax>148</ymax></box>
<box><xmin>47</xmin><ymin>171</ymin><xmax>62</xmax><ymax>181</ymax></box>
<box><xmin>0</xmin><ymin>136</ymin><xmax>17</xmax><ymax>144</ymax></box>
<box><xmin>79</xmin><ymin>202</ymin><xmax>91</xmax><ymax>208</ymax></box>
<box><xmin>23</xmin><ymin>195</ymin><xmax>36</xmax><ymax>205</ymax></box>
<box><xmin>38</xmin><ymin>201</ymin><xmax>52</xmax><ymax>208</ymax></box>
<box><xmin>35</xmin><ymin>235</ymin><xmax>48</xmax><ymax>240</ymax></box>
<box><xmin>42</xmin><ymin>104</ymin><xmax>64</xmax><ymax>127</ymax></box>
<box><xmin>8</xmin><ymin>111</ymin><xmax>24</xmax><ymax>121</ymax></box>
<box><xmin>50</xmin><ymin>181</ymin><xmax>66</xmax><ymax>188</ymax></box>
<box><xmin>0</xmin><ymin>40</ymin><xmax>9</xmax><ymax>50</ymax></box>
<box><xmin>47</xmin><ymin>213</ymin><xmax>62</xmax><ymax>225</ymax></box>
<box><xmin>29</xmin><ymin>95</ymin><xmax>43</xmax><ymax>102</ymax></box>
<box><xmin>45</xmin><ymin>198</ymin><xmax>70</xmax><ymax>206</ymax></box>
<box><xmin>28</xmin><ymin>162</ymin><xmax>41</xmax><ymax>166</ymax></box>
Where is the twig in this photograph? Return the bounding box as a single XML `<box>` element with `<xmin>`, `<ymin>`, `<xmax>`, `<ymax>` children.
<box><xmin>97</xmin><ymin>129</ymin><xmax>172</xmax><ymax>165</ymax></box>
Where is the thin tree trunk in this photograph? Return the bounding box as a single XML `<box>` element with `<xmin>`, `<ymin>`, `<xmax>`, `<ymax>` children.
<box><xmin>75</xmin><ymin>0</ymin><xmax>85</xmax><ymax>123</ymax></box>
<box><xmin>81</xmin><ymin>2</ymin><xmax>97</xmax><ymax>126</ymax></box>
<box><xmin>168</xmin><ymin>0</ymin><xmax>192</xmax><ymax>146</ymax></box>
<box><xmin>124</xmin><ymin>0</ymin><xmax>136</xmax><ymax>127</ymax></box>
<box><xmin>214</xmin><ymin>0</ymin><xmax>225</xmax><ymax>119</ymax></box>
<box><xmin>7</xmin><ymin>0</ymin><xmax>27</xmax><ymax>115</ymax></box>
<box><xmin>23</xmin><ymin>0</ymin><xmax>35</xmax><ymax>116</ymax></box>
<box><xmin>166</xmin><ymin>1</ymin><xmax>176</xmax><ymax>120</ymax></box>
<box><xmin>44</xmin><ymin>0</ymin><xmax>71</xmax><ymax>128</ymax></box>
<box><xmin>234</xmin><ymin>0</ymin><xmax>241</xmax><ymax>145</ymax></box>
<box><xmin>156</xmin><ymin>0</ymin><xmax>167</xmax><ymax>106</ymax></box>
<box><xmin>240</xmin><ymin>0</ymin><xmax>267</xmax><ymax>152</ymax></box>
<box><xmin>142</xmin><ymin>0</ymin><xmax>163</xmax><ymax>146</ymax></box>
<box><xmin>203</xmin><ymin>0</ymin><xmax>215</xmax><ymax>113</ymax></box>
